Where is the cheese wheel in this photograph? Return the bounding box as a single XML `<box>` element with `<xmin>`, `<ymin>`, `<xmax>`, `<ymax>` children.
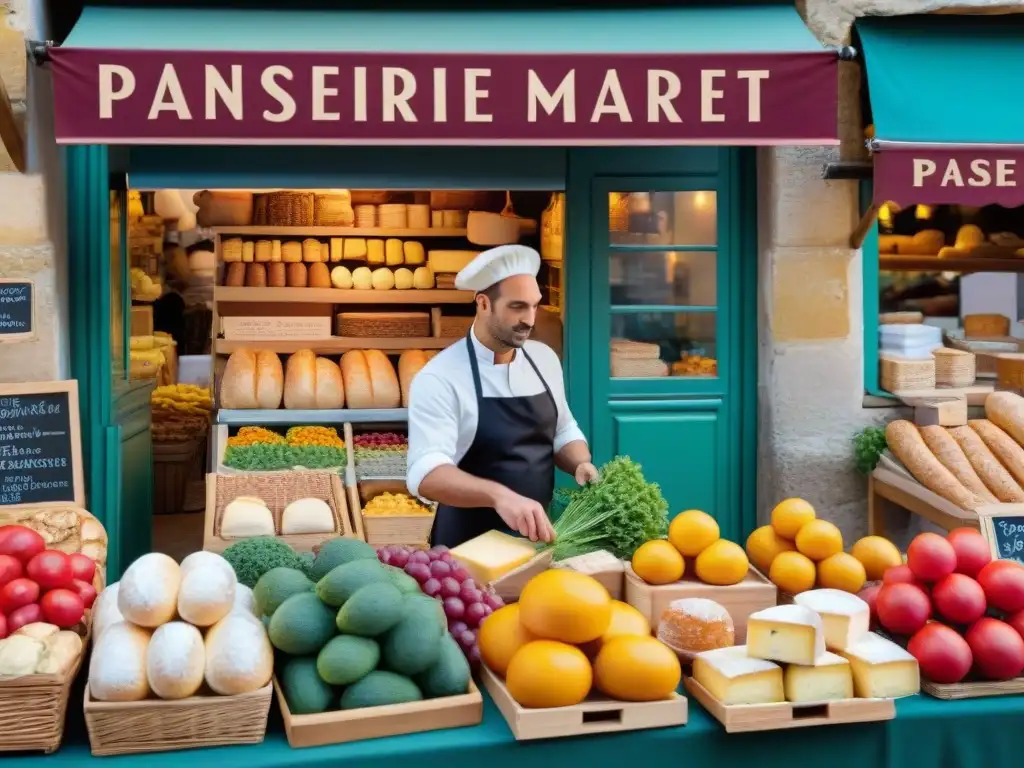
<box><xmin>398</xmin><ymin>349</ymin><xmax>429</xmax><ymax>407</ymax></box>
<box><xmin>221</xmin><ymin>497</ymin><xmax>276</xmax><ymax>538</ymax></box>
<box><xmin>308</xmin><ymin>262</ymin><xmax>331</xmax><ymax>288</ymax></box>
<box><xmin>287</xmin><ymin>262</ymin><xmax>308</xmax><ymax>287</ymax></box>
<box><xmin>219</xmin><ymin>349</ymin><xmax>284</xmax><ymax>410</ymax></box>
<box><xmin>204</xmin><ymin>613</ymin><xmax>274</xmax><ymax>695</ymax></box>
<box><xmin>147</xmin><ymin>622</ymin><xmax>206</xmax><ymax>700</ymax></box>
<box><xmin>92</xmin><ymin>582</ymin><xmax>123</xmax><ymax>641</ymax></box>
<box><xmin>118</xmin><ymin>553</ymin><xmax>181</xmax><ymax>628</ymax></box>
<box><xmin>177</xmin><ymin>560</ymin><xmax>236</xmax><ymax>627</ymax></box>
<box><xmin>302</xmin><ymin>238</ymin><xmax>320</xmax><ymax>263</ymax></box>
<box><xmin>244</xmin><ymin>263</ymin><xmax>267</xmax><ymax>287</ymax></box>
<box><xmin>281</xmin><ymin>241</ymin><xmax>301</xmax><ymax>263</ymax></box>
<box><xmin>267</xmin><ymin>262</ymin><xmax>286</xmax><ymax>288</ymax></box>
<box><xmin>223</xmin><ymin>262</ymin><xmax>246</xmax><ymax>287</ymax></box>
<box><xmin>89</xmin><ymin>621</ymin><xmax>151</xmax><ymax>702</ymax></box>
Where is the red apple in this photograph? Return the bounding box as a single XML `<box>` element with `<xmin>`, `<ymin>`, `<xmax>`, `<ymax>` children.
<box><xmin>966</xmin><ymin>617</ymin><xmax>1024</xmax><ymax>681</ymax></box>
<box><xmin>908</xmin><ymin>623</ymin><xmax>973</xmax><ymax>684</ymax></box>
<box><xmin>977</xmin><ymin>560</ymin><xmax>1024</xmax><ymax>614</ymax></box>
<box><xmin>859</xmin><ymin>584</ymin><xmax>883</xmax><ymax>629</ymax></box>
<box><xmin>907</xmin><ymin>532</ymin><xmax>957</xmax><ymax>583</ymax></box>
<box><xmin>946</xmin><ymin>528</ymin><xmax>992</xmax><ymax>579</ymax></box>
<box><xmin>876</xmin><ymin>582</ymin><xmax>932</xmax><ymax>636</ymax></box>
<box><xmin>883</xmin><ymin>564</ymin><xmax>928</xmax><ymax>591</ymax></box>
<box><xmin>932</xmin><ymin>573</ymin><xmax>987</xmax><ymax>626</ymax></box>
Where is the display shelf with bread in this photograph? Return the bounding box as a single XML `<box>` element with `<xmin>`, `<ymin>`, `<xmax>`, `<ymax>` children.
<box><xmin>214</xmin><ymin>288</ymin><xmax>475</xmax><ymax>304</ymax></box>
<box><xmin>214</xmin><ymin>226</ymin><xmax>469</xmax><ymax>238</ymax></box>
<box><xmin>216</xmin><ymin>338</ymin><xmax>452</xmax><ymax>354</ymax></box>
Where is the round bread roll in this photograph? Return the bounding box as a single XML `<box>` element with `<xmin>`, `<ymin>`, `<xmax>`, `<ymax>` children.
<box><xmin>219</xmin><ymin>349</ymin><xmax>284</xmax><ymax>410</ymax></box>
<box><xmin>147</xmin><ymin>622</ymin><xmax>206</xmax><ymax>700</ymax></box>
<box><xmin>204</xmin><ymin>613</ymin><xmax>274</xmax><ymax>695</ymax></box>
<box><xmin>180</xmin><ymin>550</ymin><xmax>234</xmax><ymax>578</ymax></box>
<box><xmin>89</xmin><ymin>621</ymin><xmax>152</xmax><ymax>702</ymax></box>
<box><xmin>177</xmin><ymin>559</ymin><xmax>237</xmax><ymax>627</ymax></box>
<box><xmin>232</xmin><ymin>583</ymin><xmax>257</xmax><ymax>617</ymax></box>
<box><xmin>284</xmin><ymin>350</ymin><xmax>345</xmax><ymax>410</ymax></box>
<box><xmin>340</xmin><ymin>349</ymin><xmax>400</xmax><ymax>410</ymax></box>
<box><xmin>118</xmin><ymin>553</ymin><xmax>181</xmax><ymax>628</ymax></box>
<box><xmin>92</xmin><ymin>582</ymin><xmax>124</xmax><ymax>641</ymax></box>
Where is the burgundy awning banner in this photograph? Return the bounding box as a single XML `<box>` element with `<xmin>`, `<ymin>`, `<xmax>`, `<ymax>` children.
<box><xmin>874</xmin><ymin>148</ymin><xmax>1024</xmax><ymax>207</ymax></box>
<box><xmin>49</xmin><ymin>48</ymin><xmax>838</xmax><ymax>146</ymax></box>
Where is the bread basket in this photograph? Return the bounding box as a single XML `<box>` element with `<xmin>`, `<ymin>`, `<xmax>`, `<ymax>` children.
<box><xmin>467</xmin><ymin>211</ymin><xmax>520</xmax><ymax>246</ymax></box>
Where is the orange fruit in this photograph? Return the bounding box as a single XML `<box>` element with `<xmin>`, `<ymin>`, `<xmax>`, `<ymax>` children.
<box><xmin>850</xmin><ymin>536</ymin><xmax>903</xmax><ymax>581</ymax></box>
<box><xmin>668</xmin><ymin>510</ymin><xmax>721</xmax><ymax>557</ymax></box>
<box><xmin>593</xmin><ymin>635</ymin><xmax>681</xmax><ymax>702</ymax></box>
<box><xmin>768</xmin><ymin>550</ymin><xmax>817</xmax><ymax>594</ymax></box>
<box><xmin>581</xmin><ymin>601</ymin><xmax>652</xmax><ymax>658</ymax></box>
<box><xmin>771</xmin><ymin>498</ymin><xmax>816</xmax><ymax>540</ymax></box>
<box><xmin>745</xmin><ymin>525</ymin><xmax>796</xmax><ymax>573</ymax></box>
<box><xmin>518</xmin><ymin>570</ymin><xmax>612</xmax><ymax>644</ymax></box>
<box><xmin>506</xmin><ymin>640</ymin><xmax>593</xmax><ymax>708</ymax></box>
<box><xmin>632</xmin><ymin>540</ymin><xmax>685</xmax><ymax>585</ymax></box>
<box><xmin>478</xmin><ymin>604</ymin><xmax>537</xmax><ymax>677</ymax></box>
<box><xmin>795</xmin><ymin>519</ymin><xmax>844</xmax><ymax>562</ymax></box>
<box><xmin>817</xmin><ymin>552</ymin><xmax>867</xmax><ymax>593</ymax></box>
<box><xmin>694</xmin><ymin>539</ymin><xmax>749</xmax><ymax>586</ymax></box>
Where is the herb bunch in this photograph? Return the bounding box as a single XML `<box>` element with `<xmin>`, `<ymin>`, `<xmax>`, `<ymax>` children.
<box><xmin>853</xmin><ymin>426</ymin><xmax>888</xmax><ymax>475</ymax></box>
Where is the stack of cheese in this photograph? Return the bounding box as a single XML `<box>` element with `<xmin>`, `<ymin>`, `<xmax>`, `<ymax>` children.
<box><xmin>88</xmin><ymin>552</ymin><xmax>273</xmax><ymax>702</ymax></box>
<box><xmin>220</xmin><ymin>495</ymin><xmax>336</xmax><ymax>539</ymax></box>
<box><xmin>692</xmin><ymin>590</ymin><xmax>920</xmax><ymax>706</ymax></box>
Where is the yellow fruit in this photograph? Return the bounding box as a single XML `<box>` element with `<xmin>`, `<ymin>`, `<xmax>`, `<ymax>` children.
<box><xmin>478</xmin><ymin>604</ymin><xmax>537</xmax><ymax>677</ymax></box>
<box><xmin>581</xmin><ymin>601</ymin><xmax>651</xmax><ymax>658</ymax></box>
<box><xmin>850</xmin><ymin>536</ymin><xmax>903</xmax><ymax>581</ymax></box>
<box><xmin>518</xmin><ymin>569</ymin><xmax>612</xmax><ymax>644</ymax></box>
<box><xmin>694</xmin><ymin>539</ymin><xmax>749</xmax><ymax>586</ymax></box>
<box><xmin>505</xmin><ymin>640</ymin><xmax>593</xmax><ymax>708</ymax></box>
<box><xmin>817</xmin><ymin>552</ymin><xmax>867</xmax><ymax>593</ymax></box>
<box><xmin>795</xmin><ymin>519</ymin><xmax>844</xmax><ymax>562</ymax></box>
<box><xmin>745</xmin><ymin>525</ymin><xmax>796</xmax><ymax>573</ymax></box>
<box><xmin>593</xmin><ymin>635</ymin><xmax>681</xmax><ymax>702</ymax></box>
<box><xmin>768</xmin><ymin>550</ymin><xmax>817</xmax><ymax>594</ymax></box>
<box><xmin>771</xmin><ymin>498</ymin><xmax>816</xmax><ymax>539</ymax></box>
<box><xmin>631</xmin><ymin>540</ymin><xmax>685</xmax><ymax>585</ymax></box>
<box><xmin>668</xmin><ymin>510</ymin><xmax>720</xmax><ymax>557</ymax></box>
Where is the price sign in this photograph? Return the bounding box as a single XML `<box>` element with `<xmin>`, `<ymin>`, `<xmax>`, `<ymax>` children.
<box><xmin>0</xmin><ymin>280</ymin><xmax>34</xmax><ymax>343</ymax></box>
<box><xmin>0</xmin><ymin>380</ymin><xmax>84</xmax><ymax>507</ymax></box>
<box><xmin>976</xmin><ymin>505</ymin><xmax>1024</xmax><ymax>566</ymax></box>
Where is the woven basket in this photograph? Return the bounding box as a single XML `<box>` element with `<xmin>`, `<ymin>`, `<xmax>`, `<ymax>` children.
<box><xmin>880</xmin><ymin>354</ymin><xmax>936</xmax><ymax>392</ymax></box>
<box><xmin>212</xmin><ymin>471</ymin><xmax>346</xmax><ymax>539</ymax></box>
<box><xmin>267</xmin><ymin>192</ymin><xmax>314</xmax><ymax>227</ymax></box>
<box><xmin>438</xmin><ymin>316</ymin><xmax>475</xmax><ymax>339</ymax></box>
<box><xmin>84</xmin><ymin>684</ymin><xmax>273</xmax><ymax>756</ymax></box>
<box><xmin>352</xmin><ymin>482</ymin><xmax>434</xmax><ymax>547</ymax></box>
<box><xmin>337</xmin><ymin>312</ymin><xmax>430</xmax><ymax>338</ymax></box>
<box><xmin>315</xmin><ymin>194</ymin><xmax>353</xmax><ymax>227</ymax></box>
<box><xmin>933</xmin><ymin>348</ymin><xmax>976</xmax><ymax>388</ymax></box>
<box><xmin>964</xmin><ymin>313</ymin><xmax>1010</xmax><ymax>338</ymax></box>
<box><xmin>996</xmin><ymin>354</ymin><xmax>1024</xmax><ymax>392</ymax></box>
<box><xmin>0</xmin><ymin>647</ymin><xmax>88</xmax><ymax>754</ymax></box>
<box><xmin>154</xmin><ymin>438</ymin><xmax>202</xmax><ymax>516</ymax></box>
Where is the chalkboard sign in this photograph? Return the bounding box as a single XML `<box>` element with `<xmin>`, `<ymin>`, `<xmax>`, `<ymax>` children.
<box><xmin>977</xmin><ymin>504</ymin><xmax>1024</xmax><ymax>566</ymax></box>
<box><xmin>0</xmin><ymin>380</ymin><xmax>84</xmax><ymax>507</ymax></box>
<box><xmin>0</xmin><ymin>280</ymin><xmax>34</xmax><ymax>343</ymax></box>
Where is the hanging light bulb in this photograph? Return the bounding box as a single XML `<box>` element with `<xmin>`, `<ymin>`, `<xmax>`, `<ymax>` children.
<box><xmin>915</xmin><ymin>204</ymin><xmax>933</xmax><ymax>220</ymax></box>
<box><xmin>878</xmin><ymin>202</ymin><xmax>895</xmax><ymax>229</ymax></box>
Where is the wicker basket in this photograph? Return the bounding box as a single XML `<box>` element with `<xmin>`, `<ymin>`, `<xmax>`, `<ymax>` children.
<box><xmin>0</xmin><ymin>646</ymin><xmax>89</xmax><ymax>754</ymax></box>
<box><xmin>266</xmin><ymin>192</ymin><xmax>314</xmax><ymax>227</ymax></box>
<box><xmin>84</xmin><ymin>684</ymin><xmax>273</xmax><ymax>756</ymax></box>
<box><xmin>933</xmin><ymin>348</ymin><xmax>976</xmax><ymax>388</ymax></box>
<box><xmin>350</xmin><ymin>483</ymin><xmax>434</xmax><ymax>547</ymax></box>
<box><xmin>337</xmin><ymin>312</ymin><xmax>430</xmax><ymax>338</ymax></box>
<box><xmin>964</xmin><ymin>313</ymin><xmax>1010</xmax><ymax>337</ymax></box>
<box><xmin>315</xmin><ymin>194</ymin><xmax>354</xmax><ymax>227</ymax></box>
<box><xmin>880</xmin><ymin>354</ymin><xmax>936</xmax><ymax>392</ymax></box>
<box><xmin>996</xmin><ymin>353</ymin><xmax>1024</xmax><ymax>392</ymax></box>
<box><xmin>438</xmin><ymin>315</ymin><xmax>475</xmax><ymax>339</ymax></box>
<box><xmin>153</xmin><ymin>438</ymin><xmax>202</xmax><ymax>516</ymax></box>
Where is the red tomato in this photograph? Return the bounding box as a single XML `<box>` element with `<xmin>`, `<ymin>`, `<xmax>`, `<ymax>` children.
<box><xmin>908</xmin><ymin>623</ymin><xmax>973</xmax><ymax>684</ymax></box>
<box><xmin>932</xmin><ymin>573</ymin><xmax>987</xmax><ymax>626</ymax></box>
<box><xmin>1008</xmin><ymin>609</ymin><xmax>1024</xmax><ymax>641</ymax></box>
<box><xmin>26</xmin><ymin>550</ymin><xmax>73</xmax><ymax>591</ymax></box>
<box><xmin>70</xmin><ymin>579</ymin><xmax>97</xmax><ymax>609</ymax></box>
<box><xmin>882</xmin><ymin>564</ymin><xmax>928</xmax><ymax>591</ymax></box>
<box><xmin>68</xmin><ymin>553</ymin><xmax>96</xmax><ymax>584</ymax></box>
<box><xmin>0</xmin><ymin>554</ymin><xmax>22</xmax><ymax>587</ymax></box>
<box><xmin>977</xmin><ymin>560</ymin><xmax>1024</xmax><ymax>614</ymax></box>
<box><xmin>858</xmin><ymin>584</ymin><xmax>883</xmax><ymax>629</ymax></box>
<box><xmin>0</xmin><ymin>526</ymin><xmax>45</xmax><ymax>564</ymax></box>
<box><xmin>876</xmin><ymin>582</ymin><xmax>932</xmax><ymax>636</ymax></box>
<box><xmin>40</xmin><ymin>589</ymin><xmax>85</xmax><ymax>629</ymax></box>
<box><xmin>0</xmin><ymin>612</ymin><xmax>7</xmax><ymax>639</ymax></box>
<box><xmin>966</xmin><ymin>617</ymin><xmax>1024</xmax><ymax>681</ymax></box>
<box><xmin>7</xmin><ymin>602</ymin><xmax>42</xmax><ymax>633</ymax></box>
<box><xmin>946</xmin><ymin>528</ymin><xmax>992</xmax><ymax>579</ymax></box>
<box><xmin>0</xmin><ymin>577</ymin><xmax>39</xmax><ymax>613</ymax></box>
<box><xmin>907</xmin><ymin>532</ymin><xmax>957</xmax><ymax>583</ymax></box>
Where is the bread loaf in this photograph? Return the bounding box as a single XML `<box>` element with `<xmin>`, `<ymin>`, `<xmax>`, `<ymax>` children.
<box><xmin>220</xmin><ymin>349</ymin><xmax>284</xmax><ymax>410</ymax></box>
<box><xmin>0</xmin><ymin>635</ymin><xmax>44</xmax><ymax>676</ymax></box>
<box><xmin>969</xmin><ymin>419</ymin><xmax>1024</xmax><ymax>487</ymax></box>
<box><xmin>147</xmin><ymin>622</ymin><xmax>206</xmax><ymax>700</ymax></box>
<box><xmin>245</xmin><ymin>263</ymin><xmax>267</xmax><ymax>287</ymax></box>
<box><xmin>89</xmin><ymin>621</ymin><xmax>151</xmax><ymax>702</ymax></box>
<box><xmin>224</xmin><ymin>262</ymin><xmax>246</xmax><ymax>287</ymax></box>
<box><xmin>308</xmin><ymin>262</ymin><xmax>331</xmax><ymax>289</ymax></box>
<box><xmin>986</xmin><ymin>392</ymin><xmax>1024</xmax><ymax>447</ymax></box>
<box><xmin>341</xmin><ymin>350</ymin><xmax>401</xmax><ymax>409</ymax></box>
<box><xmin>221</xmin><ymin>496</ymin><xmax>275</xmax><ymax>538</ymax></box>
<box><xmin>232</xmin><ymin>583</ymin><xmax>258</xmax><ymax>617</ymax></box>
<box><xmin>287</xmin><ymin>262</ymin><xmax>308</xmax><ymax>287</ymax></box>
<box><xmin>118</xmin><ymin>552</ymin><xmax>181</xmax><ymax>627</ymax></box>
<box><xmin>15</xmin><ymin>622</ymin><xmax>58</xmax><ymax>640</ymax></box>
<box><xmin>947</xmin><ymin>426</ymin><xmax>1024</xmax><ymax>502</ymax></box>
<box><xmin>36</xmin><ymin>630</ymin><xmax>84</xmax><ymax>676</ymax></box>
<box><xmin>92</xmin><ymin>582</ymin><xmax>123</xmax><ymax>641</ymax></box>
<box><xmin>282</xmin><ymin>498</ymin><xmax>335</xmax><ymax>535</ymax></box>
<box><xmin>919</xmin><ymin>426</ymin><xmax>998</xmax><ymax>503</ymax></box>
<box><xmin>885</xmin><ymin>420</ymin><xmax>981</xmax><ymax>510</ymax></box>
<box><xmin>204</xmin><ymin>613</ymin><xmax>274</xmax><ymax>696</ymax></box>
<box><xmin>284</xmin><ymin>349</ymin><xmax>345</xmax><ymax>409</ymax></box>
<box><xmin>177</xmin><ymin>558</ymin><xmax>236</xmax><ymax>627</ymax></box>
<box><xmin>398</xmin><ymin>349</ymin><xmax>430</xmax><ymax>407</ymax></box>
<box><xmin>268</xmin><ymin>262</ymin><xmax>286</xmax><ymax>288</ymax></box>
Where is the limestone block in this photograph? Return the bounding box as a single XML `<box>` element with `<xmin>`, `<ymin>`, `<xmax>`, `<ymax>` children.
<box><xmin>0</xmin><ymin>3</ymin><xmax>26</xmax><ymax>105</ymax></box>
<box><xmin>0</xmin><ymin>242</ymin><xmax>60</xmax><ymax>382</ymax></box>
<box><xmin>770</xmin><ymin>247</ymin><xmax>852</xmax><ymax>342</ymax></box>
<box><xmin>0</xmin><ymin>172</ymin><xmax>47</xmax><ymax>244</ymax></box>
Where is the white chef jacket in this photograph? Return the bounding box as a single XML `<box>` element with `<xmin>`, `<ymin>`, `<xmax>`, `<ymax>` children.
<box><xmin>406</xmin><ymin>329</ymin><xmax>586</xmax><ymax>497</ymax></box>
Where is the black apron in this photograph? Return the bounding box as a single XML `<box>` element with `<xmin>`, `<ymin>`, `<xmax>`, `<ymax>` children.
<box><xmin>430</xmin><ymin>330</ymin><xmax>558</xmax><ymax>548</ymax></box>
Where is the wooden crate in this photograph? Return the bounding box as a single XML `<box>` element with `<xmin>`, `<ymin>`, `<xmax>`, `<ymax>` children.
<box><xmin>624</xmin><ymin>565</ymin><xmax>777</xmax><ymax>643</ymax></box>
<box><xmin>211</xmin><ymin>424</ymin><xmax>347</xmax><ymax>475</ymax></box>
<box><xmin>349</xmin><ymin>478</ymin><xmax>434</xmax><ymax>548</ymax></box>
<box><xmin>481</xmin><ymin>665</ymin><xmax>686</xmax><ymax>741</ymax></box>
<box><xmin>274</xmin><ymin>677</ymin><xmax>482</xmax><ymax>747</ymax></box>
<box><xmin>84</xmin><ymin>684</ymin><xmax>273</xmax><ymax>756</ymax></box>
<box><xmin>683</xmin><ymin>678</ymin><xmax>894</xmax><ymax>734</ymax></box>
<box><xmin>922</xmin><ymin>676</ymin><xmax>1024</xmax><ymax>700</ymax></box>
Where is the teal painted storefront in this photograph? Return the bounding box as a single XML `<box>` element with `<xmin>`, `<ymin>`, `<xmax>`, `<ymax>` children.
<box><xmin>66</xmin><ymin>145</ymin><xmax>758</xmax><ymax>575</ymax></box>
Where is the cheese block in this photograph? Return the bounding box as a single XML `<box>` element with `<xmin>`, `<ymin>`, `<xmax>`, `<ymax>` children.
<box><xmin>784</xmin><ymin>651</ymin><xmax>853</xmax><ymax>703</ymax></box>
<box><xmin>281</xmin><ymin>241</ymin><xmax>302</xmax><ymax>263</ymax></box>
<box><xmin>221</xmin><ymin>496</ymin><xmax>276</xmax><ymax>538</ymax></box>
<box><xmin>282</xmin><ymin>498</ymin><xmax>335</xmax><ymax>535</ymax></box>
<box><xmin>451</xmin><ymin>530</ymin><xmax>538</xmax><ymax>584</ymax></box>
<box><xmin>746</xmin><ymin>604</ymin><xmax>825</xmax><ymax>665</ymax></box>
<box><xmin>302</xmin><ymin>238</ymin><xmax>320</xmax><ymax>263</ymax></box>
<box><xmin>254</xmin><ymin>240</ymin><xmax>272</xmax><ymax>263</ymax></box>
<box><xmin>345</xmin><ymin>238</ymin><xmax>368</xmax><ymax>260</ymax></box>
<box><xmin>404</xmin><ymin>241</ymin><xmax>425</xmax><ymax>265</ymax></box>
<box><xmin>692</xmin><ymin>646</ymin><xmax>784</xmax><ymax>705</ymax></box>
<box><xmin>330</xmin><ymin>238</ymin><xmax>344</xmax><ymax>262</ymax></box>
<box><xmin>840</xmin><ymin>633</ymin><xmax>920</xmax><ymax>698</ymax></box>
<box><xmin>242</xmin><ymin>241</ymin><xmax>254</xmax><ymax>263</ymax></box>
<box><xmin>366</xmin><ymin>239</ymin><xmax>384</xmax><ymax>264</ymax></box>
<box><xmin>271</xmin><ymin>240</ymin><xmax>282</xmax><ymax>263</ymax></box>
<box><xmin>319</xmin><ymin>241</ymin><xmax>331</xmax><ymax>263</ymax></box>
<box><xmin>385</xmin><ymin>238</ymin><xmax>404</xmax><ymax>266</ymax></box>
<box><xmin>222</xmin><ymin>238</ymin><xmax>243</xmax><ymax>263</ymax></box>
<box><xmin>792</xmin><ymin>589</ymin><xmax>870</xmax><ymax>652</ymax></box>
<box><xmin>427</xmin><ymin>250</ymin><xmax>479</xmax><ymax>274</ymax></box>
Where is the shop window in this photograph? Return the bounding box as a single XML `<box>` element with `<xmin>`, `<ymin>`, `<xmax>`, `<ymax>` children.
<box><xmin>110</xmin><ymin>189</ymin><xmax>126</xmax><ymax>381</ymax></box>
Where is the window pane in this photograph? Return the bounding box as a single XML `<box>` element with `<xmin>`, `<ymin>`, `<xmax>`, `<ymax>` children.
<box><xmin>610</xmin><ymin>312</ymin><xmax>717</xmax><ymax>378</ymax></box>
<box><xmin>109</xmin><ymin>190</ymin><xmax>125</xmax><ymax>380</ymax></box>
<box><xmin>609</xmin><ymin>191</ymin><xmax>716</xmax><ymax>246</ymax></box>
<box><xmin>610</xmin><ymin>249</ymin><xmax>716</xmax><ymax>307</ymax></box>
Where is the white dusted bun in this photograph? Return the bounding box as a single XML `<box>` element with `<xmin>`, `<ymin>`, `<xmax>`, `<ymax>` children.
<box><xmin>177</xmin><ymin>558</ymin><xmax>236</xmax><ymax>628</ymax></box>
<box><xmin>180</xmin><ymin>550</ymin><xmax>234</xmax><ymax>578</ymax></box>
<box><xmin>89</xmin><ymin>621</ymin><xmax>151</xmax><ymax>702</ymax></box>
<box><xmin>204</xmin><ymin>613</ymin><xmax>273</xmax><ymax>695</ymax></box>
<box><xmin>92</xmin><ymin>582</ymin><xmax>124</xmax><ymax>641</ymax></box>
<box><xmin>232</xmin><ymin>583</ymin><xmax>257</xmax><ymax>617</ymax></box>
<box><xmin>147</xmin><ymin>622</ymin><xmax>206</xmax><ymax>700</ymax></box>
<box><xmin>118</xmin><ymin>553</ymin><xmax>181</xmax><ymax>628</ymax></box>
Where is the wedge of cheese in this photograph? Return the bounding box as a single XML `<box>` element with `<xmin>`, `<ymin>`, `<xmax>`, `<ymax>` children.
<box><xmin>692</xmin><ymin>646</ymin><xmax>784</xmax><ymax>705</ymax></box>
<box><xmin>793</xmin><ymin>589</ymin><xmax>870</xmax><ymax>652</ymax></box>
<box><xmin>366</xmin><ymin>239</ymin><xmax>384</xmax><ymax>264</ymax></box>
<box><xmin>450</xmin><ymin>530</ymin><xmax>537</xmax><ymax>584</ymax></box>
<box><xmin>747</xmin><ymin>604</ymin><xmax>825</xmax><ymax>666</ymax></box>
<box><xmin>784</xmin><ymin>651</ymin><xmax>853</xmax><ymax>703</ymax></box>
<box><xmin>840</xmin><ymin>633</ymin><xmax>920</xmax><ymax>699</ymax></box>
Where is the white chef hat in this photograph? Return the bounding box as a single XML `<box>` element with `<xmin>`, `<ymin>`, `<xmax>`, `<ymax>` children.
<box><xmin>454</xmin><ymin>245</ymin><xmax>541</xmax><ymax>292</ymax></box>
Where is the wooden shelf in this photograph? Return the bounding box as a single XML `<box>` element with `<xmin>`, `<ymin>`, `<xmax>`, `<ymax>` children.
<box><xmin>218</xmin><ymin>408</ymin><xmax>408</xmax><ymax>425</ymax></box>
<box><xmin>214</xmin><ymin>287</ymin><xmax>475</xmax><ymax>304</ymax></box>
<box><xmin>880</xmin><ymin>254</ymin><xmax>1024</xmax><ymax>273</ymax></box>
<box><xmin>216</xmin><ymin>337</ymin><xmax>455</xmax><ymax>354</ymax></box>
<box><xmin>212</xmin><ymin>226</ymin><xmax>467</xmax><ymax>238</ymax></box>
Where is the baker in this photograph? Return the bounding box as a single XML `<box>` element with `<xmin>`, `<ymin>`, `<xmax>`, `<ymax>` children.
<box><xmin>406</xmin><ymin>244</ymin><xmax>597</xmax><ymax>548</ymax></box>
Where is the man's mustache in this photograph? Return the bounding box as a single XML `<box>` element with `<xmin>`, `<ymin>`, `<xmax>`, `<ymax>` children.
<box><xmin>513</xmin><ymin>324</ymin><xmax>533</xmax><ymax>332</ymax></box>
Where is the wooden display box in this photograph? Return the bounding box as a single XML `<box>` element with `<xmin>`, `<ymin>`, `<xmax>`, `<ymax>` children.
<box><xmin>683</xmin><ymin>678</ymin><xmax>894</xmax><ymax>733</ymax></box>
<box><xmin>349</xmin><ymin>477</ymin><xmax>434</xmax><ymax>548</ymax></box>
<box><xmin>274</xmin><ymin>677</ymin><xmax>482</xmax><ymax>748</ymax></box>
<box><xmin>922</xmin><ymin>676</ymin><xmax>1024</xmax><ymax>700</ymax></box>
<box><xmin>203</xmin><ymin>470</ymin><xmax>360</xmax><ymax>554</ymax></box>
<box><xmin>624</xmin><ymin>565</ymin><xmax>777</xmax><ymax>643</ymax></box>
<box><xmin>481</xmin><ymin>665</ymin><xmax>686</xmax><ymax>741</ymax></box>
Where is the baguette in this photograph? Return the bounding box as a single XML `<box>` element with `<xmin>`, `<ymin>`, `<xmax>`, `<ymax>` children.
<box><xmin>340</xmin><ymin>349</ymin><xmax>400</xmax><ymax>410</ymax></box>
<box><xmin>986</xmin><ymin>391</ymin><xmax>1024</xmax><ymax>447</ymax></box>
<box><xmin>919</xmin><ymin>426</ymin><xmax>998</xmax><ymax>504</ymax></box>
<box><xmin>969</xmin><ymin>419</ymin><xmax>1024</xmax><ymax>488</ymax></box>
<box><xmin>947</xmin><ymin>425</ymin><xmax>1024</xmax><ymax>502</ymax></box>
<box><xmin>885</xmin><ymin>420</ymin><xmax>981</xmax><ymax>510</ymax></box>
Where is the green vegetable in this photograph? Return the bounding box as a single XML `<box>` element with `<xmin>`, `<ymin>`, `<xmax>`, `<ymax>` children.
<box><xmin>854</xmin><ymin>426</ymin><xmax>888</xmax><ymax>475</ymax></box>
<box><xmin>546</xmin><ymin>456</ymin><xmax>668</xmax><ymax>561</ymax></box>
<box><xmin>548</xmin><ymin>486</ymin><xmax>580</xmax><ymax>521</ymax></box>
<box><xmin>280</xmin><ymin>657</ymin><xmax>334</xmax><ymax>715</ymax></box>
<box><xmin>316</xmin><ymin>559</ymin><xmax>390</xmax><ymax>607</ymax></box>
<box><xmin>381</xmin><ymin>594</ymin><xmax>446</xmax><ymax>676</ymax></box>
<box><xmin>310</xmin><ymin>537</ymin><xmax>378</xmax><ymax>581</ymax></box>
<box><xmin>317</xmin><ymin>635</ymin><xmax>380</xmax><ymax>686</ymax></box>
<box><xmin>253</xmin><ymin>567</ymin><xmax>315</xmax><ymax>617</ymax></box>
<box><xmin>268</xmin><ymin>592</ymin><xmax>337</xmax><ymax>655</ymax></box>
<box><xmin>340</xmin><ymin>671</ymin><xmax>422</xmax><ymax>709</ymax></box>
<box><xmin>414</xmin><ymin>634</ymin><xmax>471</xmax><ymax>698</ymax></box>
<box><xmin>223</xmin><ymin>443</ymin><xmax>346</xmax><ymax>471</ymax></box>
<box><xmin>336</xmin><ymin>582</ymin><xmax>405</xmax><ymax>637</ymax></box>
<box><xmin>222</xmin><ymin>536</ymin><xmax>312</xmax><ymax>588</ymax></box>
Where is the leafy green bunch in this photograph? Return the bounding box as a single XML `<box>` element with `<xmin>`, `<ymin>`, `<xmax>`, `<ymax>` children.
<box><xmin>853</xmin><ymin>426</ymin><xmax>887</xmax><ymax>475</ymax></box>
<box><xmin>223</xmin><ymin>443</ymin><xmax>346</xmax><ymax>471</ymax></box>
